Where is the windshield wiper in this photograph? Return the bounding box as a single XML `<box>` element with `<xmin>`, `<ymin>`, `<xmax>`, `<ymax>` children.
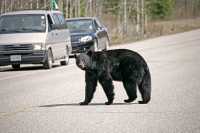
<box><xmin>0</xmin><ymin>28</ymin><xmax>7</xmax><ymax>31</ymax></box>
<box><xmin>0</xmin><ymin>29</ymin><xmax>28</xmax><ymax>33</ymax></box>
<box><xmin>20</xmin><ymin>28</ymin><xmax>43</xmax><ymax>32</ymax></box>
<box><xmin>0</xmin><ymin>28</ymin><xmax>15</xmax><ymax>33</ymax></box>
<box><xmin>0</xmin><ymin>28</ymin><xmax>43</xmax><ymax>33</ymax></box>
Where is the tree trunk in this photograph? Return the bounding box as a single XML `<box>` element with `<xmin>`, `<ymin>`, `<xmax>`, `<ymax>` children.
<box><xmin>123</xmin><ymin>0</ymin><xmax>127</xmax><ymax>36</ymax></box>
<box><xmin>136</xmin><ymin>0</ymin><xmax>140</xmax><ymax>37</ymax></box>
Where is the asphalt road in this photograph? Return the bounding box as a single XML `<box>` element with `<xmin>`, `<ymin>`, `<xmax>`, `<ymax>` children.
<box><xmin>0</xmin><ymin>29</ymin><xmax>200</xmax><ymax>133</ymax></box>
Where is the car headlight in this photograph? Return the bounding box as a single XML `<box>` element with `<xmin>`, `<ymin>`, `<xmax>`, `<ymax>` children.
<box><xmin>33</xmin><ymin>43</ymin><xmax>44</xmax><ymax>50</ymax></box>
<box><xmin>80</xmin><ymin>36</ymin><xmax>93</xmax><ymax>43</ymax></box>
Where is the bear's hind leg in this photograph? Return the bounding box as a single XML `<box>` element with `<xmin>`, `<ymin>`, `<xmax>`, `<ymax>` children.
<box><xmin>138</xmin><ymin>70</ymin><xmax>151</xmax><ymax>104</ymax></box>
<box><xmin>123</xmin><ymin>79</ymin><xmax>137</xmax><ymax>103</ymax></box>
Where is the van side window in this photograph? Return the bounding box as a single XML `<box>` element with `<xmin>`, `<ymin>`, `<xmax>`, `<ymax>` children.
<box><xmin>52</xmin><ymin>14</ymin><xmax>60</xmax><ymax>25</ymax></box>
<box><xmin>57</xmin><ymin>14</ymin><xmax>65</xmax><ymax>25</ymax></box>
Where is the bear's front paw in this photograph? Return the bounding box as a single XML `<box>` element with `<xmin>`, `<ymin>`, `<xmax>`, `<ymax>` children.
<box><xmin>105</xmin><ymin>101</ymin><xmax>113</xmax><ymax>105</ymax></box>
<box><xmin>79</xmin><ymin>101</ymin><xmax>89</xmax><ymax>105</ymax></box>
<box><xmin>124</xmin><ymin>98</ymin><xmax>136</xmax><ymax>103</ymax></box>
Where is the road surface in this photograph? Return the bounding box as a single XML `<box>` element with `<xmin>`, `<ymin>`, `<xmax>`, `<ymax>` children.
<box><xmin>0</xmin><ymin>29</ymin><xmax>200</xmax><ymax>133</ymax></box>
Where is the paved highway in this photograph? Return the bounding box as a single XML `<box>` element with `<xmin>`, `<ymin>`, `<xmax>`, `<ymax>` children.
<box><xmin>0</xmin><ymin>29</ymin><xmax>200</xmax><ymax>133</ymax></box>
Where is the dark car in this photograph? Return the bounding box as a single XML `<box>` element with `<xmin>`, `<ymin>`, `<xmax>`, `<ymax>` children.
<box><xmin>65</xmin><ymin>17</ymin><xmax>110</xmax><ymax>54</ymax></box>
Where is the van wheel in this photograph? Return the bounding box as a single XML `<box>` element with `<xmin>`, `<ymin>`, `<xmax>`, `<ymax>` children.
<box><xmin>60</xmin><ymin>46</ymin><xmax>69</xmax><ymax>66</ymax></box>
<box><xmin>12</xmin><ymin>64</ymin><xmax>20</xmax><ymax>70</ymax></box>
<box><xmin>43</xmin><ymin>49</ymin><xmax>53</xmax><ymax>69</ymax></box>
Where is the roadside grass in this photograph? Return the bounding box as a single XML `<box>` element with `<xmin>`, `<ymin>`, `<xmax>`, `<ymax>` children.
<box><xmin>110</xmin><ymin>17</ymin><xmax>200</xmax><ymax>45</ymax></box>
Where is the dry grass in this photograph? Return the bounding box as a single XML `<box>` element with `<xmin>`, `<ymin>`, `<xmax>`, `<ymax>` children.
<box><xmin>109</xmin><ymin>17</ymin><xmax>200</xmax><ymax>45</ymax></box>
<box><xmin>145</xmin><ymin>17</ymin><xmax>200</xmax><ymax>38</ymax></box>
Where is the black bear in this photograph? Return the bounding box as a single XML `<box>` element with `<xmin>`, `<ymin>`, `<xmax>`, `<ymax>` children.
<box><xmin>75</xmin><ymin>49</ymin><xmax>151</xmax><ymax>105</ymax></box>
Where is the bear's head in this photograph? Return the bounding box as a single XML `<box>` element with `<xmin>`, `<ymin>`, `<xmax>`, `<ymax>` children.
<box><xmin>75</xmin><ymin>51</ymin><xmax>94</xmax><ymax>70</ymax></box>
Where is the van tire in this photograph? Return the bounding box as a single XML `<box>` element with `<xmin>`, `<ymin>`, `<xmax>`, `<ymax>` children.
<box><xmin>43</xmin><ymin>49</ymin><xmax>53</xmax><ymax>69</ymax></box>
<box><xmin>12</xmin><ymin>64</ymin><xmax>20</xmax><ymax>70</ymax></box>
<box><xmin>60</xmin><ymin>46</ymin><xmax>69</xmax><ymax>66</ymax></box>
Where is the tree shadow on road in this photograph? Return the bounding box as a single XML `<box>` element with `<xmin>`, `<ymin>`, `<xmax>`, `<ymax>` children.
<box><xmin>39</xmin><ymin>102</ymin><xmax>138</xmax><ymax>108</ymax></box>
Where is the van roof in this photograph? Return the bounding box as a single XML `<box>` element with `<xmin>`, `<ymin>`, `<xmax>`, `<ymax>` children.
<box><xmin>1</xmin><ymin>10</ymin><xmax>62</xmax><ymax>16</ymax></box>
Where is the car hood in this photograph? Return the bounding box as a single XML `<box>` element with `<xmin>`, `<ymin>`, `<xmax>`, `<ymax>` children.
<box><xmin>0</xmin><ymin>33</ymin><xmax>46</xmax><ymax>45</ymax></box>
<box><xmin>70</xmin><ymin>32</ymin><xmax>93</xmax><ymax>36</ymax></box>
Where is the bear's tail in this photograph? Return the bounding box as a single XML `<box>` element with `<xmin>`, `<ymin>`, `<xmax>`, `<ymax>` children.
<box><xmin>138</xmin><ymin>68</ymin><xmax>151</xmax><ymax>104</ymax></box>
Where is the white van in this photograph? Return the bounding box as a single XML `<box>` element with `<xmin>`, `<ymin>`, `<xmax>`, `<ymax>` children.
<box><xmin>0</xmin><ymin>10</ymin><xmax>72</xmax><ymax>69</ymax></box>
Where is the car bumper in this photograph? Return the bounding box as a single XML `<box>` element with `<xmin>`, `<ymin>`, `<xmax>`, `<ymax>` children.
<box><xmin>0</xmin><ymin>50</ymin><xmax>46</xmax><ymax>66</ymax></box>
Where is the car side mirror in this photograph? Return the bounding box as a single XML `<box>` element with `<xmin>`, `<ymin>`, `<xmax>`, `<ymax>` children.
<box><xmin>97</xmin><ymin>27</ymin><xmax>103</xmax><ymax>31</ymax></box>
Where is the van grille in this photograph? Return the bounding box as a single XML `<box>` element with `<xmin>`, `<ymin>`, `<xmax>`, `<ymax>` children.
<box><xmin>0</xmin><ymin>44</ymin><xmax>33</xmax><ymax>51</ymax></box>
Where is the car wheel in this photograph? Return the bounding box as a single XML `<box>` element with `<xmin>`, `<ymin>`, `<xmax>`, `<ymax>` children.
<box><xmin>12</xmin><ymin>64</ymin><xmax>20</xmax><ymax>70</ymax></box>
<box><xmin>43</xmin><ymin>49</ymin><xmax>53</xmax><ymax>69</ymax></box>
<box><xmin>90</xmin><ymin>39</ymin><xmax>98</xmax><ymax>52</ymax></box>
<box><xmin>60</xmin><ymin>46</ymin><xmax>69</xmax><ymax>66</ymax></box>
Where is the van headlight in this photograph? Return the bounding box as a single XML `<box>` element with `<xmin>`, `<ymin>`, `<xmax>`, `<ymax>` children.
<box><xmin>80</xmin><ymin>36</ymin><xmax>93</xmax><ymax>43</ymax></box>
<box><xmin>33</xmin><ymin>43</ymin><xmax>44</xmax><ymax>50</ymax></box>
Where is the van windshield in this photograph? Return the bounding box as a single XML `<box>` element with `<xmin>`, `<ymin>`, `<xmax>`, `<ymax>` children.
<box><xmin>0</xmin><ymin>14</ymin><xmax>46</xmax><ymax>34</ymax></box>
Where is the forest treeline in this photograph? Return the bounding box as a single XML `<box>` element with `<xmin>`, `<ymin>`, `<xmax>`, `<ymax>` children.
<box><xmin>1</xmin><ymin>0</ymin><xmax>200</xmax><ymax>44</ymax></box>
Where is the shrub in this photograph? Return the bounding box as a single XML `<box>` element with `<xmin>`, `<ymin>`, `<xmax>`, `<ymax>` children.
<box><xmin>147</xmin><ymin>0</ymin><xmax>174</xmax><ymax>20</ymax></box>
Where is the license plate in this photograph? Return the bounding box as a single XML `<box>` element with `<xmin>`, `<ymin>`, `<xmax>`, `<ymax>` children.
<box><xmin>10</xmin><ymin>55</ymin><xmax>21</xmax><ymax>61</ymax></box>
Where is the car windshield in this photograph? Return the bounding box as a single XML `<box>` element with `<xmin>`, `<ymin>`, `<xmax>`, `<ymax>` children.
<box><xmin>66</xmin><ymin>19</ymin><xmax>94</xmax><ymax>33</ymax></box>
<box><xmin>0</xmin><ymin>14</ymin><xmax>46</xmax><ymax>34</ymax></box>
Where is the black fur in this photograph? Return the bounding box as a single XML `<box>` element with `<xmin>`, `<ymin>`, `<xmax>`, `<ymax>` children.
<box><xmin>76</xmin><ymin>49</ymin><xmax>151</xmax><ymax>105</ymax></box>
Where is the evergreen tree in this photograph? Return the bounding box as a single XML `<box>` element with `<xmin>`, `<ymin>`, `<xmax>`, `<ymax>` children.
<box><xmin>147</xmin><ymin>0</ymin><xmax>174</xmax><ymax>19</ymax></box>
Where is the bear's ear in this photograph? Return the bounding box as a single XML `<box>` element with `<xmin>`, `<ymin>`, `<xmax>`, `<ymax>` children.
<box><xmin>86</xmin><ymin>50</ymin><xmax>93</xmax><ymax>57</ymax></box>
